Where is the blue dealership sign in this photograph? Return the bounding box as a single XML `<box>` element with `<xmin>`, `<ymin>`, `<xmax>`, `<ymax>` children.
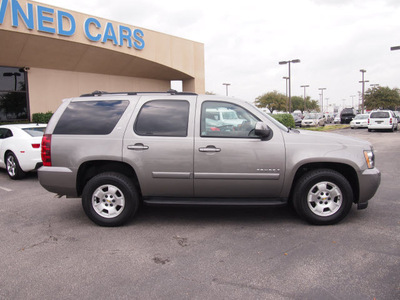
<box><xmin>0</xmin><ymin>0</ymin><xmax>145</xmax><ymax>50</ymax></box>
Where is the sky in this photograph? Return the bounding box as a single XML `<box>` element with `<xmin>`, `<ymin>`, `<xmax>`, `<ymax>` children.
<box><xmin>38</xmin><ymin>0</ymin><xmax>400</xmax><ymax>111</ymax></box>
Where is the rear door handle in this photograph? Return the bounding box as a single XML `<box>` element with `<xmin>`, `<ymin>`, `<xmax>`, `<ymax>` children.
<box><xmin>199</xmin><ymin>145</ymin><xmax>221</xmax><ymax>153</ymax></box>
<box><xmin>127</xmin><ymin>143</ymin><xmax>149</xmax><ymax>150</ymax></box>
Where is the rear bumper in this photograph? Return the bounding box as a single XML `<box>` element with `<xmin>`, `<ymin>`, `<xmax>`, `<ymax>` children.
<box><xmin>368</xmin><ymin>124</ymin><xmax>393</xmax><ymax>130</ymax></box>
<box><xmin>38</xmin><ymin>166</ymin><xmax>78</xmax><ymax>197</ymax></box>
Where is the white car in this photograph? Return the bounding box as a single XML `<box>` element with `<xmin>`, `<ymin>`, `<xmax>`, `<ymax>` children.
<box><xmin>368</xmin><ymin>110</ymin><xmax>398</xmax><ymax>132</ymax></box>
<box><xmin>0</xmin><ymin>124</ymin><xmax>46</xmax><ymax>179</ymax></box>
<box><xmin>301</xmin><ymin>113</ymin><xmax>326</xmax><ymax>127</ymax></box>
<box><xmin>350</xmin><ymin>114</ymin><xmax>369</xmax><ymax>129</ymax></box>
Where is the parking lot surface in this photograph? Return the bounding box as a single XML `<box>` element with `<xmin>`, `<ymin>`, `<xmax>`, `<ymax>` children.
<box><xmin>0</xmin><ymin>128</ymin><xmax>399</xmax><ymax>299</ymax></box>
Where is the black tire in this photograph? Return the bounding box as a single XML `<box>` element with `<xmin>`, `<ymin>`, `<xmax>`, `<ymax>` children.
<box><xmin>6</xmin><ymin>152</ymin><xmax>26</xmax><ymax>180</ymax></box>
<box><xmin>292</xmin><ymin>169</ymin><xmax>353</xmax><ymax>225</ymax></box>
<box><xmin>82</xmin><ymin>172</ymin><xmax>139</xmax><ymax>227</ymax></box>
<box><xmin>368</xmin><ymin>129</ymin><xmax>372</xmax><ymax>132</ymax></box>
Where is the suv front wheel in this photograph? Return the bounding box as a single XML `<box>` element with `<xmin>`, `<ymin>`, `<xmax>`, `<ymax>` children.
<box><xmin>82</xmin><ymin>172</ymin><xmax>139</xmax><ymax>227</ymax></box>
<box><xmin>293</xmin><ymin>169</ymin><xmax>353</xmax><ymax>225</ymax></box>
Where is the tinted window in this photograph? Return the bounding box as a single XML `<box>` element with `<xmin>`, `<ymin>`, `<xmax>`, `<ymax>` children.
<box><xmin>135</xmin><ymin>100</ymin><xmax>189</xmax><ymax>137</ymax></box>
<box><xmin>370</xmin><ymin>112</ymin><xmax>390</xmax><ymax>118</ymax></box>
<box><xmin>54</xmin><ymin>100</ymin><xmax>129</xmax><ymax>135</ymax></box>
<box><xmin>201</xmin><ymin>101</ymin><xmax>259</xmax><ymax>138</ymax></box>
<box><xmin>0</xmin><ymin>128</ymin><xmax>12</xmax><ymax>139</ymax></box>
<box><xmin>0</xmin><ymin>66</ymin><xmax>28</xmax><ymax>121</ymax></box>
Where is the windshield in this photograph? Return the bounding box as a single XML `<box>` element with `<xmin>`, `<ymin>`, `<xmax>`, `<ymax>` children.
<box><xmin>304</xmin><ymin>113</ymin><xmax>319</xmax><ymax>120</ymax></box>
<box><xmin>354</xmin><ymin>114</ymin><xmax>368</xmax><ymax>120</ymax></box>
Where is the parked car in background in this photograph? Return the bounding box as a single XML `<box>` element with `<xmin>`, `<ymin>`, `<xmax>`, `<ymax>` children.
<box><xmin>350</xmin><ymin>114</ymin><xmax>369</xmax><ymax>129</ymax></box>
<box><xmin>325</xmin><ymin>114</ymin><xmax>334</xmax><ymax>124</ymax></box>
<box><xmin>301</xmin><ymin>113</ymin><xmax>326</xmax><ymax>127</ymax></box>
<box><xmin>291</xmin><ymin>113</ymin><xmax>303</xmax><ymax>127</ymax></box>
<box><xmin>333</xmin><ymin>114</ymin><xmax>341</xmax><ymax>124</ymax></box>
<box><xmin>368</xmin><ymin>110</ymin><xmax>398</xmax><ymax>132</ymax></box>
<box><xmin>394</xmin><ymin>111</ymin><xmax>400</xmax><ymax>123</ymax></box>
<box><xmin>0</xmin><ymin>124</ymin><xmax>46</xmax><ymax>179</ymax></box>
<box><xmin>340</xmin><ymin>108</ymin><xmax>357</xmax><ymax>124</ymax></box>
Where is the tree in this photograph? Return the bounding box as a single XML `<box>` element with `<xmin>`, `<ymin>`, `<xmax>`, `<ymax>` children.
<box><xmin>290</xmin><ymin>96</ymin><xmax>320</xmax><ymax>113</ymax></box>
<box><xmin>255</xmin><ymin>91</ymin><xmax>287</xmax><ymax>113</ymax></box>
<box><xmin>364</xmin><ymin>86</ymin><xmax>400</xmax><ymax>110</ymax></box>
<box><xmin>305</xmin><ymin>98</ymin><xmax>320</xmax><ymax>112</ymax></box>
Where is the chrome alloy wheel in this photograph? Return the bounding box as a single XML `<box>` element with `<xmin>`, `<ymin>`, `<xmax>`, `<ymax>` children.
<box><xmin>6</xmin><ymin>155</ymin><xmax>16</xmax><ymax>177</ymax></box>
<box><xmin>307</xmin><ymin>181</ymin><xmax>343</xmax><ymax>217</ymax></box>
<box><xmin>92</xmin><ymin>184</ymin><xmax>125</xmax><ymax>218</ymax></box>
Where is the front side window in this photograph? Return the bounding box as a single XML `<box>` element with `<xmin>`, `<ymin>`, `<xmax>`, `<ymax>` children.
<box><xmin>201</xmin><ymin>101</ymin><xmax>259</xmax><ymax>138</ymax></box>
<box><xmin>135</xmin><ymin>100</ymin><xmax>189</xmax><ymax>137</ymax></box>
<box><xmin>54</xmin><ymin>100</ymin><xmax>129</xmax><ymax>135</ymax></box>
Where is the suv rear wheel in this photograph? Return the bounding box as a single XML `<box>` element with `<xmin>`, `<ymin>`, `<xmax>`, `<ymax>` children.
<box><xmin>293</xmin><ymin>169</ymin><xmax>353</xmax><ymax>225</ymax></box>
<box><xmin>82</xmin><ymin>172</ymin><xmax>139</xmax><ymax>227</ymax></box>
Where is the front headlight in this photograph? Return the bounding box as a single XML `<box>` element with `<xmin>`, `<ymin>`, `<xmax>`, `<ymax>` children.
<box><xmin>364</xmin><ymin>150</ymin><xmax>375</xmax><ymax>169</ymax></box>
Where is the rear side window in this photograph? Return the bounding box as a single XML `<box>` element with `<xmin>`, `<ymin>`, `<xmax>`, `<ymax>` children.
<box><xmin>134</xmin><ymin>100</ymin><xmax>189</xmax><ymax>137</ymax></box>
<box><xmin>370</xmin><ymin>112</ymin><xmax>390</xmax><ymax>118</ymax></box>
<box><xmin>0</xmin><ymin>128</ymin><xmax>12</xmax><ymax>139</ymax></box>
<box><xmin>54</xmin><ymin>100</ymin><xmax>129</xmax><ymax>134</ymax></box>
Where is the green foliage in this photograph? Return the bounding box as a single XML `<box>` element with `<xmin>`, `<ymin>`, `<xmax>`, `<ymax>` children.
<box><xmin>291</xmin><ymin>96</ymin><xmax>305</xmax><ymax>112</ymax></box>
<box><xmin>32</xmin><ymin>111</ymin><xmax>53</xmax><ymax>123</ymax></box>
<box><xmin>305</xmin><ymin>98</ymin><xmax>320</xmax><ymax>112</ymax></box>
<box><xmin>364</xmin><ymin>86</ymin><xmax>400</xmax><ymax>110</ymax></box>
<box><xmin>255</xmin><ymin>91</ymin><xmax>287</xmax><ymax>113</ymax></box>
<box><xmin>271</xmin><ymin>113</ymin><xmax>295</xmax><ymax>128</ymax></box>
<box><xmin>256</xmin><ymin>92</ymin><xmax>320</xmax><ymax>113</ymax></box>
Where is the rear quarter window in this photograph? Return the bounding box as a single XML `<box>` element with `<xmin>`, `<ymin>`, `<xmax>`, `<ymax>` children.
<box><xmin>53</xmin><ymin>100</ymin><xmax>129</xmax><ymax>134</ymax></box>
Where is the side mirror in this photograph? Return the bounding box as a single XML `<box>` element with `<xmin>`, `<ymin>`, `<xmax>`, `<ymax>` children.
<box><xmin>255</xmin><ymin>122</ymin><xmax>272</xmax><ymax>139</ymax></box>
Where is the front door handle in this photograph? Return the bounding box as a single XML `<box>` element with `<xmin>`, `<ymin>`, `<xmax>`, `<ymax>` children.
<box><xmin>127</xmin><ymin>143</ymin><xmax>149</xmax><ymax>150</ymax></box>
<box><xmin>199</xmin><ymin>145</ymin><xmax>221</xmax><ymax>153</ymax></box>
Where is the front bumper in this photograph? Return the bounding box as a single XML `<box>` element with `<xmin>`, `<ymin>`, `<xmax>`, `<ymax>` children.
<box><xmin>358</xmin><ymin>167</ymin><xmax>381</xmax><ymax>205</ymax></box>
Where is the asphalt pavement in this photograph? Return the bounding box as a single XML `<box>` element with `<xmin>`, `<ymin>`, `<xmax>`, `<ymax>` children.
<box><xmin>0</xmin><ymin>128</ymin><xmax>399</xmax><ymax>299</ymax></box>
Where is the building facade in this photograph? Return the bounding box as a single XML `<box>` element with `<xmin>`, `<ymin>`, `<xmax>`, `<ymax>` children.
<box><xmin>0</xmin><ymin>0</ymin><xmax>205</xmax><ymax>121</ymax></box>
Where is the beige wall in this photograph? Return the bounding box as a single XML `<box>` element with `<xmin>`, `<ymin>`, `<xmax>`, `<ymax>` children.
<box><xmin>0</xmin><ymin>0</ymin><xmax>205</xmax><ymax>117</ymax></box>
<box><xmin>28</xmin><ymin>68</ymin><xmax>171</xmax><ymax>114</ymax></box>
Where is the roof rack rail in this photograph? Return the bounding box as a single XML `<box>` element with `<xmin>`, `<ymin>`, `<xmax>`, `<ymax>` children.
<box><xmin>80</xmin><ymin>90</ymin><xmax>198</xmax><ymax>97</ymax></box>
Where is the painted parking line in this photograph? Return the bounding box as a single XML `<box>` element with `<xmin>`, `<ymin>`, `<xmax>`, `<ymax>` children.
<box><xmin>0</xmin><ymin>186</ymin><xmax>12</xmax><ymax>192</ymax></box>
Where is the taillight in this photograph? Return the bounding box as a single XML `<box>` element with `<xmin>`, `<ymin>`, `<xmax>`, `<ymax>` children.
<box><xmin>41</xmin><ymin>134</ymin><xmax>52</xmax><ymax>166</ymax></box>
<box><xmin>390</xmin><ymin>118</ymin><xmax>392</xmax><ymax>125</ymax></box>
<box><xmin>31</xmin><ymin>143</ymin><xmax>40</xmax><ymax>149</ymax></box>
<box><xmin>368</xmin><ymin>118</ymin><xmax>370</xmax><ymax>125</ymax></box>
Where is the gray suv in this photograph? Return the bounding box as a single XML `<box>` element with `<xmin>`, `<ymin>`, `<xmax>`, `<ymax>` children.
<box><xmin>38</xmin><ymin>91</ymin><xmax>381</xmax><ymax>226</ymax></box>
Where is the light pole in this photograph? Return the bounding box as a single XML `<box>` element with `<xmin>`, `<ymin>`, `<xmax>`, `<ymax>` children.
<box><xmin>283</xmin><ymin>77</ymin><xmax>289</xmax><ymax>111</ymax></box>
<box><xmin>359</xmin><ymin>69</ymin><xmax>368</xmax><ymax>114</ymax></box>
<box><xmin>279</xmin><ymin>59</ymin><xmax>301</xmax><ymax>112</ymax></box>
<box><xmin>222</xmin><ymin>83</ymin><xmax>230</xmax><ymax>96</ymax></box>
<box><xmin>300</xmin><ymin>84</ymin><xmax>309</xmax><ymax>112</ymax></box>
<box><xmin>318</xmin><ymin>88</ymin><xmax>326</xmax><ymax>113</ymax></box>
